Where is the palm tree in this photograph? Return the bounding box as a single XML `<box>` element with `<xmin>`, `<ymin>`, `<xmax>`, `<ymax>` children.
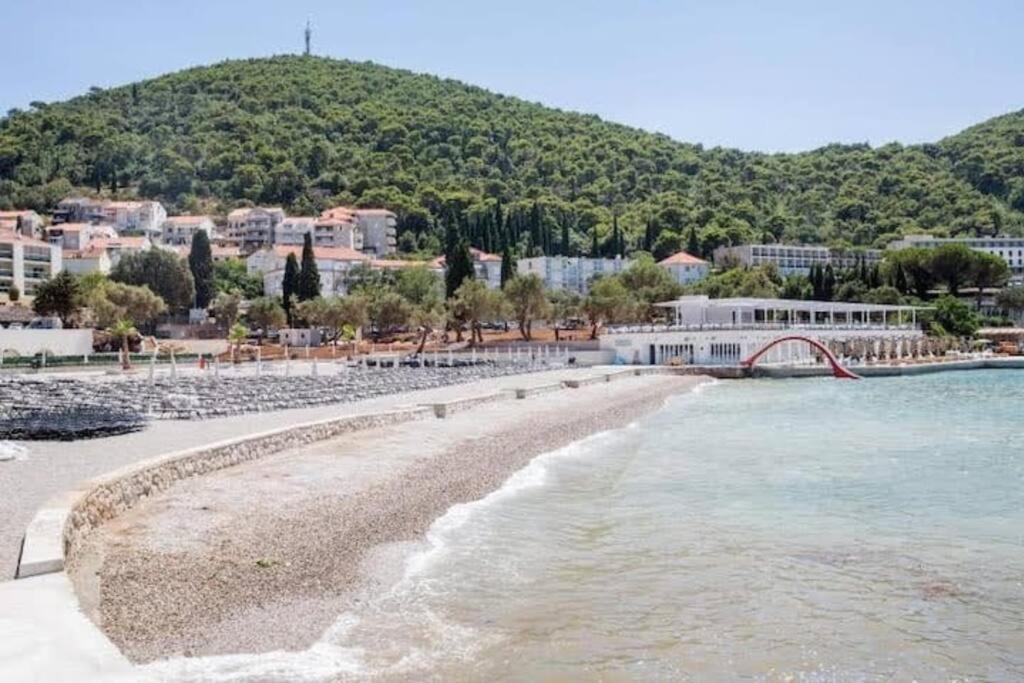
<box><xmin>108</xmin><ymin>319</ymin><xmax>137</xmax><ymax>371</ymax></box>
<box><xmin>228</xmin><ymin>322</ymin><xmax>248</xmax><ymax>364</ymax></box>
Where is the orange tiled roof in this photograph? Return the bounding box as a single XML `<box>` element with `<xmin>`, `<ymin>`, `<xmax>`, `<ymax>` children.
<box><xmin>659</xmin><ymin>251</ymin><xmax>707</xmax><ymax>266</ymax></box>
<box><xmin>432</xmin><ymin>247</ymin><xmax>502</xmax><ymax>268</ymax></box>
<box><xmin>0</xmin><ymin>229</ymin><xmax>51</xmax><ymax>248</ymax></box>
<box><xmin>164</xmin><ymin>215</ymin><xmax>211</xmax><ymax>224</ymax></box>
<box><xmin>271</xmin><ymin>245</ymin><xmax>369</xmax><ymax>262</ymax></box>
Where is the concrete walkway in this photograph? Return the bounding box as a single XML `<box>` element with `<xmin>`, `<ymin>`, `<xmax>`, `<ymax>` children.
<box><xmin>0</xmin><ymin>573</ymin><xmax>144</xmax><ymax>682</ymax></box>
<box><xmin>0</xmin><ymin>366</ymin><xmax>641</xmax><ymax>682</ymax></box>
<box><xmin>0</xmin><ymin>366</ymin><xmax>602</xmax><ymax>580</ymax></box>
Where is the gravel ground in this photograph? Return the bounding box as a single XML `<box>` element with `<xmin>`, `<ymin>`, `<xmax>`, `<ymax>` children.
<box><xmin>0</xmin><ymin>367</ymin><xmax>606</xmax><ymax>581</ymax></box>
<box><xmin>70</xmin><ymin>374</ymin><xmax>704</xmax><ymax>663</ymax></box>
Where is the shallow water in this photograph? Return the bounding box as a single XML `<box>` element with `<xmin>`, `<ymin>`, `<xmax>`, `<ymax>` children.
<box><xmin>148</xmin><ymin>372</ymin><xmax>1024</xmax><ymax>682</ymax></box>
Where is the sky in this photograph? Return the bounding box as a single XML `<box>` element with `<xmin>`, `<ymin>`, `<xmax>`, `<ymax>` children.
<box><xmin>1</xmin><ymin>0</ymin><xmax>1021</xmax><ymax>152</ymax></box>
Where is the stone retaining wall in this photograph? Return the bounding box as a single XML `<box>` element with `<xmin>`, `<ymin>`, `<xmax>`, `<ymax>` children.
<box><xmin>514</xmin><ymin>382</ymin><xmax>565</xmax><ymax>399</ymax></box>
<box><xmin>422</xmin><ymin>391</ymin><xmax>512</xmax><ymax>418</ymax></box>
<box><xmin>19</xmin><ymin>407</ymin><xmax>434</xmax><ymax>578</ymax></box>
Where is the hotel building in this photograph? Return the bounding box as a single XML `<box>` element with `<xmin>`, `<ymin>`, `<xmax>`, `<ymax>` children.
<box><xmin>713</xmin><ymin>244</ymin><xmax>883</xmax><ymax>276</ymax></box>
<box><xmin>601</xmin><ymin>295</ymin><xmax>924</xmax><ymax>366</ymax></box>
<box><xmin>517</xmin><ymin>256</ymin><xmax>630</xmax><ymax>294</ymax></box>
<box><xmin>888</xmin><ymin>234</ymin><xmax>1024</xmax><ymax>283</ymax></box>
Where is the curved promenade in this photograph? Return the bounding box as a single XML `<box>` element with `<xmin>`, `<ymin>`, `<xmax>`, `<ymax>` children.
<box><xmin>0</xmin><ymin>366</ymin><xmax>676</xmax><ymax>681</ymax></box>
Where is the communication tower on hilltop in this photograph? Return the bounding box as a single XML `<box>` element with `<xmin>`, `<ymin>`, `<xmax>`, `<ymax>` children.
<box><xmin>304</xmin><ymin>19</ymin><xmax>312</xmax><ymax>56</ymax></box>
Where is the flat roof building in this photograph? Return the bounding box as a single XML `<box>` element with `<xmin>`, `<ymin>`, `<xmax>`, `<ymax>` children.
<box><xmin>888</xmin><ymin>234</ymin><xmax>1024</xmax><ymax>283</ymax></box>
<box><xmin>601</xmin><ymin>295</ymin><xmax>925</xmax><ymax>366</ymax></box>
<box><xmin>714</xmin><ymin>244</ymin><xmax>882</xmax><ymax>276</ymax></box>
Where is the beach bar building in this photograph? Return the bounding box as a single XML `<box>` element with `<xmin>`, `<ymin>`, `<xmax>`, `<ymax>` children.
<box><xmin>601</xmin><ymin>296</ymin><xmax>926</xmax><ymax>366</ymax></box>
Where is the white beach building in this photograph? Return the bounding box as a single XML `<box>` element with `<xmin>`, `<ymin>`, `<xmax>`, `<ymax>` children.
<box><xmin>601</xmin><ymin>296</ymin><xmax>926</xmax><ymax>365</ymax></box>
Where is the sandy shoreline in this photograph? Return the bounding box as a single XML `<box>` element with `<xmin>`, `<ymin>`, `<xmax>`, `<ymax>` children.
<box><xmin>69</xmin><ymin>373</ymin><xmax>706</xmax><ymax>664</ymax></box>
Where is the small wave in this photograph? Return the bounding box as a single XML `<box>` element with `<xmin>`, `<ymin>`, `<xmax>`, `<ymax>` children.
<box><xmin>403</xmin><ymin>428</ymin><xmax>621</xmax><ymax>580</ymax></box>
<box><xmin>139</xmin><ymin>616</ymin><xmax>366</xmax><ymax>683</ymax></box>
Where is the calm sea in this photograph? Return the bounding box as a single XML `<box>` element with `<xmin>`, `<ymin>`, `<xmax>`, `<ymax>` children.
<box><xmin>149</xmin><ymin>371</ymin><xmax>1024</xmax><ymax>682</ymax></box>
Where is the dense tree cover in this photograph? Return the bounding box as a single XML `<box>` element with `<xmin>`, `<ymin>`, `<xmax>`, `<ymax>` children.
<box><xmin>695</xmin><ymin>244</ymin><xmax>1010</xmax><ymax>313</ymax></box>
<box><xmin>212</xmin><ymin>258</ymin><xmax>264</xmax><ymax>298</ymax></box>
<box><xmin>110</xmin><ymin>248</ymin><xmax>195</xmax><ymax>311</ymax></box>
<box><xmin>32</xmin><ymin>271</ymin><xmax>79</xmax><ymax>325</ymax></box>
<box><xmin>2</xmin><ymin>56</ymin><xmax>1022</xmax><ymax>258</ymax></box>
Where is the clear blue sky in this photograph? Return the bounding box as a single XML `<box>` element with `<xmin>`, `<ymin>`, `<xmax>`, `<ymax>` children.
<box><xmin>2</xmin><ymin>0</ymin><xmax>1021</xmax><ymax>152</ymax></box>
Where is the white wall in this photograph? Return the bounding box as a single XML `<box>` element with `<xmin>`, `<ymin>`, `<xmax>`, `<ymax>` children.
<box><xmin>0</xmin><ymin>329</ymin><xmax>93</xmax><ymax>356</ymax></box>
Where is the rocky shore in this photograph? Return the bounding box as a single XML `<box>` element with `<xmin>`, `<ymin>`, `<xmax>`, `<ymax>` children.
<box><xmin>70</xmin><ymin>373</ymin><xmax>705</xmax><ymax>664</ymax></box>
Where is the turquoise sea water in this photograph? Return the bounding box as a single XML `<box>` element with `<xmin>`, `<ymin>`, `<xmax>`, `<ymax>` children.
<box><xmin>150</xmin><ymin>371</ymin><xmax>1024</xmax><ymax>681</ymax></box>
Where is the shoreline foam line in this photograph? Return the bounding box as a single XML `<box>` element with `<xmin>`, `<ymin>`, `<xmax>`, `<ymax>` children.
<box><xmin>131</xmin><ymin>376</ymin><xmax>708</xmax><ymax>682</ymax></box>
<box><xmin>3</xmin><ymin>367</ymin><xmax>684</xmax><ymax>681</ymax></box>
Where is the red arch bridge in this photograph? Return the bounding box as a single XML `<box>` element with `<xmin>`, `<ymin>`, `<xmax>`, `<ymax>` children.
<box><xmin>740</xmin><ymin>335</ymin><xmax>861</xmax><ymax>380</ymax></box>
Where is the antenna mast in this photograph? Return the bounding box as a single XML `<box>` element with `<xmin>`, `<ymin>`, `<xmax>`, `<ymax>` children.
<box><xmin>304</xmin><ymin>19</ymin><xmax>312</xmax><ymax>56</ymax></box>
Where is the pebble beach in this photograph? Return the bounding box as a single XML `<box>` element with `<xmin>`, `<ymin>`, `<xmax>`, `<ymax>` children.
<box><xmin>67</xmin><ymin>372</ymin><xmax>705</xmax><ymax>664</ymax></box>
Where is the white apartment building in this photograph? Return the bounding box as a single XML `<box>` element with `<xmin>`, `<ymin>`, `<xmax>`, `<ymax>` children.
<box><xmin>658</xmin><ymin>251</ymin><xmax>710</xmax><ymax>285</ymax></box>
<box><xmin>45</xmin><ymin>223</ymin><xmax>118</xmax><ymax>251</ymax></box>
<box><xmin>247</xmin><ymin>245</ymin><xmax>371</xmax><ymax>297</ymax></box>
<box><xmin>101</xmin><ymin>201</ymin><xmax>167</xmax><ymax>237</ymax></box>
<box><xmin>351</xmin><ymin>208</ymin><xmax>397</xmax><ymax>256</ymax></box>
<box><xmin>0</xmin><ymin>230</ymin><xmax>63</xmax><ymax>297</ymax></box>
<box><xmin>518</xmin><ymin>256</ymin><xmax>628</xmax><ymax>294</ymax></box>
<box><xmin>713</xmin><ymin>244</ymin><xmax>883</xmax><ymax>276</ymax></box>
<box><xmin>161</xmin><ymin>216</ymin><xmax>215</xmax><ymax>246</ymax></box>
<box><xmin>888</xmin><ymin>234</ymin><xmax>1024</xmax><ymax>283</ymax></box>
<box><xmin>53</xmin><ymin>197</ymin><xmax>107</xmax><ymax>224</ymax></box>
<box><xmin>52</xmin><ymin>198</ymin><xmax>167</xmax><ymax>237</ymax></box>
<box><xmin>227</xmin><ymin>207</ymin><xmax>286</xmax><ymax>253</ymax></box>
<box><xmin>275</xmin><ymin>215</ymin><xmax>364</xmax><ymax>251</ymax></box>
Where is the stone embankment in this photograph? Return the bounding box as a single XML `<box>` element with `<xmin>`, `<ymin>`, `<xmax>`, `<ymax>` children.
<box><xmin>0</xmin><ymin>363</ymin><xmax>547</xmax><ymax>422</ymax></box>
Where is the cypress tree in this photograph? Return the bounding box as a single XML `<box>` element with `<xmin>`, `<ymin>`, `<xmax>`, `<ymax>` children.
<box><xmin>686</xmin><ymin>224</ymin><xmax>700</xmax><ymax>256</ymax></box>
<box><xmin>823</xmin><ymin>263</ymin><xmax>836</xmax><ymax>301</ymax></box>
<box><xmin>446</xmin><ymin>239</ymin><xmax>475</xmax><ymax>298</ymax></box>
<box><xmin>188</xmin><ymin>230</ymin><xmax>214</xmax><ymax>308</ymax></box>
<box><xmin>644</xmin><ymin>219</ymin><xmax>655</xmax><ymax>252</ymax></box>
<box><xmin>297</xmin><ymin>232</ymin><xmax>320</xmax><ymax>301</ymax></box>
<box><xmin>500</xmin><ymin>244</ymin><xmax>517</xmax><ymax>287</ymax></box>
<box><xmin>893</xmin><ymin>262</ymin><xmax>908</xmax><ymax>293</ymax></box>
<box><xmin>560</xmin><ymin>220</ymin><xmax>570</xmax><ymax>257</ymax></box>
<box><xmin>591</xmin><ymin>227</ymin><xmax>599</xmax><ymax>257</ymax></box>
<box><xmin>282</xmin><ymin>252</ymin><xmax>300</xmax><ymax>325</ymax></box>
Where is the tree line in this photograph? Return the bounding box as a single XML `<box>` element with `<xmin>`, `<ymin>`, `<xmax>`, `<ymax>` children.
<box><xmin>3</xmin><ymin>56</ymin><xmax>1023</xmax><ymax>263</ymax></box>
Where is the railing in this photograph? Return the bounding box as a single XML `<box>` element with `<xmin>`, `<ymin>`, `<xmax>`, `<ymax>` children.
<box><xmin>605</xmin><ymin>322</ymin><xmax>920</xmax><ymax>334</ymax></box>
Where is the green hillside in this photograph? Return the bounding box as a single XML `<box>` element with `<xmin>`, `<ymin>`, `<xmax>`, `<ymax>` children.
<box><xmin>1</xmin><ymin>55</ymin><xmax>1022</xmax><ymax>257</ymax></box>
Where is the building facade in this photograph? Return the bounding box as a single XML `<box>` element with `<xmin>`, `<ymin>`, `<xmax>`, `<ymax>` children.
<box><xmin>601</xmin><ymin>296</ymin><xmax>924</xmax><ymax>366</ymax></box>
<box><xmin>888</xmin><ymin>234</ymin><xmax>1024</xmax><ymax>283</ymax></box>
<box><xmin>0</xmin><ymin>231</ymin><xmax>63</xmax><ymax>298</ymax></box>
<box><xmin>713</xmin><ymin>244</ymin><xmax>883</xmax><ymax>276</ymax></box>
<box><xmin>227</xmin><ymin>207</ymin><xmax>286</xmax><ymax>253</ymax></box>
<box><xmin>517</xmin><ymin>256</ymin><xmax>628</xmax><ymax>294</ymax></box>
<box><xmin>657</xmin><ymin>251</ymin><xmax>710</xmax><ymax>285</ymax></box>
<box><xmin>161</xmin><ymin>216</ymin><xmax>215</xmax><ymax>246</ymax></box>
<box><xmin>101</xmin><ymin>201</ymin><xmax>167</xmax><ymax>237</ymax></box>
<box><xmin>435</xmin><ymin>248</ymin><xmax>503</xmax><ymax>289</ymax></box>
<box><xmin>247</xmin><ymin>245</ymin><xmax>371</xmax><ymax>297</ymax></box>
<box><xmin>52</xmin><ymin>198</ymin><xmax>166</xmax><ymax>237</ymax></box>
<box><xmin>352</xmin><ymin>209</ymin><xmax>397</xmax><ymax>256</ymax></box>
<box><xmin>45</xmin><ymin>223</ymin><xmax>118</xmax><ymax>251</ymax></box>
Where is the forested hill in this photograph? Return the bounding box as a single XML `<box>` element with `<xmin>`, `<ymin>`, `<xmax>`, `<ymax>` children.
<box><xmin>1</xmin><ymin>55</ymin><xmax>1023</xmax><ymax>258</ymax></box>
